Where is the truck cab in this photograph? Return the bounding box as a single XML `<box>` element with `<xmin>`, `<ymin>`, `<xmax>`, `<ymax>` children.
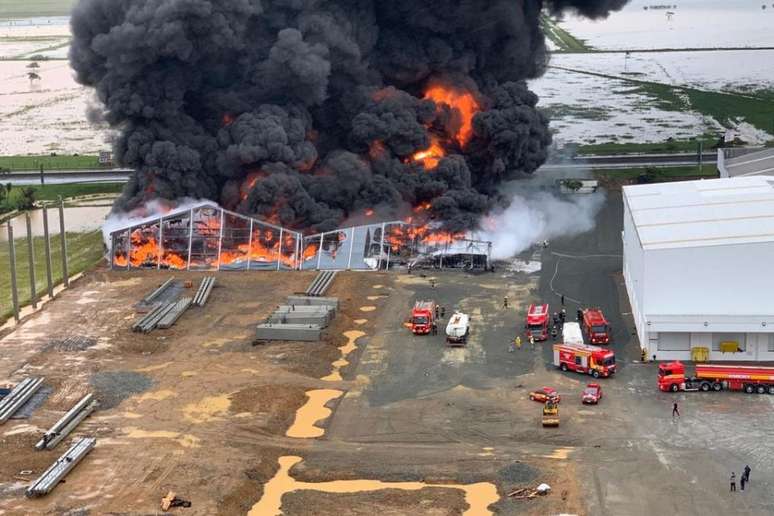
<box><xmin>658</xmin><ymin>361</ymin><xmax>686</xmax><ymax>392</ymax></box>
<box><xmin>525</xmin><ymin>303</ymin><xmax>549</xmax><ymax>341</ymax></box>
<box><xmin>582</xmin><ymin>308</ymin><xmax>611</xmax><ymax>344</ymax></box>
<box><xmin>411</xmin><ymin>300</ymin><xmax>435</xmax><ymax>335</ymax></box>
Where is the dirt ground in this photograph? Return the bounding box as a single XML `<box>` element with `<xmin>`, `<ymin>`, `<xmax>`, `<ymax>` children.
<box><xmin>0</xmin><ymin>268</ymin><xmax>390</xmax><ymax>514</ymax></box>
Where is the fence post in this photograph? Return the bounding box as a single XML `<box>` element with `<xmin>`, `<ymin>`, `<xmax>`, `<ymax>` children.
<box><xmin>58</xmin><ymin>197</ymin><xmax>69</xmax><ymax>286</ymax></box>
<box><xmin>42</xmin><ymin>205</ymin><xmax>54</xmax><ymax>298</ymax></box>
<box><xmin>7</xmin><ymin>223</ymin><xmax>20</xmax><ymax>322</ymax></box>
<box><xmin>25</xmin><ymin>212</ymin><xmax>37</xmax><ymax>309</ymax></box>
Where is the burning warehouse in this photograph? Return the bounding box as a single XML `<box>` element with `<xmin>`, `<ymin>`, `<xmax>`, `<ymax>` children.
<box><xmin>71</xmin><ymin>0</ymin><xmax>628</xmax><ymax>247</ymax></box>
<box><xmin>108</xmin><ymin>201</ymin><xmax>462</xmax><ymax>271</ymax></box>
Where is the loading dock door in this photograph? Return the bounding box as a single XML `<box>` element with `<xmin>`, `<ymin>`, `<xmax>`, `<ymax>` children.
<box><xmin>657</xmin><ymin>332</ymin><xmax>690</xmax><ymax>352</ymax></box>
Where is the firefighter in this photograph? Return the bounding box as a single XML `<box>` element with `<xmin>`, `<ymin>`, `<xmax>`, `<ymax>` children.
<box><xmin>577</xmin><ymin>309</ymin><xmax>583</xmax><ymax>322</ymax></box>
<box><xmin>435</xmin><ymin>305</ymin><xmax>440</xmax><ymax>319</ymax></box>
<box><xmin>432</xmin><ymin>322</ymin><xmax>438</xmax><ymax>336</ymax></box>
<box><xmin>515</xmin><ymin>335</ymin><xmax>522</xmax><ymax>350</ymax></box>
<box><xmin>503</xmin><ymin>296</ymin><xmax>509</xmax><ymax>309</ymax></box>
<box><xmin>551</xmin><ymin>326</ymin><xmax>558</xmax><ymax>340</ymax></box>
<box><xmin>440</xmin><ymin>306</ymin><xmax>446</xmax><ymax>318</ymax></box>
<box><xmin>552</xmin><ymin>312</ymin><xmax>559</xmax><ymax>326</ymax></box>
<box><xmin>561</xmin><ymin>308</ymin><xmax>566</xmax><ymax>322</ymax></box>
<box><xmin>529</xmin><ymin>335</ymin><xmax>535</xmax><ymax>349</ymax></box>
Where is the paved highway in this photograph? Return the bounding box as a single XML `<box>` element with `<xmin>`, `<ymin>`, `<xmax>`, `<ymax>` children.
<box><xmin>3</xmin><ymin>153</ymin><xmax>715</xmax><ymax>185</ymax></box>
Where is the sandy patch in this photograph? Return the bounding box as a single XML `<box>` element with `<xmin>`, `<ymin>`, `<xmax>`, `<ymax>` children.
<box><xmin>182</xmin><ymin>394</ymin><xmax>231</xmax><ymax>424</ymax></box>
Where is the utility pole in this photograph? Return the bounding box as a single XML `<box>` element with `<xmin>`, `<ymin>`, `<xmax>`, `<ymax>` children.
<box><xmin>39</xmin><ymin>164</ymin><xmax>45</xmax><ymax>185</ymax></box>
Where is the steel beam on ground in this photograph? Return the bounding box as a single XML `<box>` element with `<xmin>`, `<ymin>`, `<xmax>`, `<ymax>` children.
<box><xmin>7</xmin><ymin>224</ymin><xmax>20</xmax><ymax>322</ymax></box>
<box><xmin>25</xmin><ymin>212</ymin><xmax>37</xmax><ymax>309</ymax></box>
<box><xmin>26</xmin><ymin>437</ymin><xmax>96</xmax><ymax>497</ymax></box>
<box><xmin>58</xmin><ymin>198</ymin><xmax>68</xmax><ymax>286</ymax></box>
<box><xmin>42</xmin><ymin>206</ymin><xmax>53</xmax><ymax>298</ymax></box>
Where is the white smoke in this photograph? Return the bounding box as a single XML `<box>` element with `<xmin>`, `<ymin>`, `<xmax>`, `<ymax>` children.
<box><xmin>476</xmin><ymin>179</ymin><xmax>605</xmax><ymax>260</ymax></box>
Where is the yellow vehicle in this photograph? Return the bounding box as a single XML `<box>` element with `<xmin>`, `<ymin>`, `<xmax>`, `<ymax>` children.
<box><xmin>542</xmin><ymin>399</ymin><xmax>559</xmax><ymax>427</ymax></box>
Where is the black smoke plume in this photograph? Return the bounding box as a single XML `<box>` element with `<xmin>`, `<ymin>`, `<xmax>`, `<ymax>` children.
<box><xmin>70</xmin><ymin>0</ymin><xmax>627</xmax><ymax>234</ymax></box>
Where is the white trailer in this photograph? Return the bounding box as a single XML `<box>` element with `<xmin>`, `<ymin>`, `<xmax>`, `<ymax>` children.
<box><xmin>562</xmin><ymin>322</ymin><xmax>584</xmax><ymax>346</ymax></box>
<box><xmin>446</xmin><ymin>312</ymin><xmax>469</xmax><ymax>346</ymax></box>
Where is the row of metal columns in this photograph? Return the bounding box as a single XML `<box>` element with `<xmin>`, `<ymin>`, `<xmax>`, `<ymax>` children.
<box><xmin>4</xmin><ymin>199</ymin><xmax>69</xmax><ymax>323</ymax></box>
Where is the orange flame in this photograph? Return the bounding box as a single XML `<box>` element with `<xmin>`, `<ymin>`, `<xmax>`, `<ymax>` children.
<box><xmin>424</xmin><ymin>84</ymin><xmax>480</xmax><ymax>147</ymax></box>
<box><xmin>411</xmin><ymin>135</ymin><xmax>445</xmax><ymax>170</ymax></box>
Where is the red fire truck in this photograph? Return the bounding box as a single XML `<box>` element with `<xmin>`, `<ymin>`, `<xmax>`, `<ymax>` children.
<box><xmin>525</xmin><ymin>303</ymin><xmax>550</xmax><ymax>341</ymax></box>
<box><xmin>658</xmin><ymin>361</ymin><xmax>774</xmax><ymax>394</ymax></box>
<box><xmin>581</xmin><ymin>308</ymin><xmax>611</xmax><ymax>345</ymax></box>
<box><xmin>410</xmin><ymin>300</ymin><xmax>436</xmax><ymax>335</ymax></box>
<box><xmin>553</xmin><ymin>342</ymin><xmax>616</xmax><ymax>378</ymax></box>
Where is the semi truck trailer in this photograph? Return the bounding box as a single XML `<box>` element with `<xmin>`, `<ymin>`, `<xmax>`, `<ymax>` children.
<box><xmin>658</xmin><ymin>361</ymin><xmax>774</xmax><ymax>394</ymax></box>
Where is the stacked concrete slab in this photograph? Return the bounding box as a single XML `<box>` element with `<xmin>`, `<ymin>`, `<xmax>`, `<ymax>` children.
<box><xmin>256</xmin><ymin>274</ymin><xmax>339</xmax><ymax>342</ymax></box>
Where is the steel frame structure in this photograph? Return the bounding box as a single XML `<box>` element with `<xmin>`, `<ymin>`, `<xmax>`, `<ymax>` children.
<box><xmin>109</xmin><ymin>202</ymin><xmax>420</xmax><ymax>271</ymax></box>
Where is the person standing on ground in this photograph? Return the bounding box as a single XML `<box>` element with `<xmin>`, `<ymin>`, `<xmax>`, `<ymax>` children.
<box><xmin>561</xmin><ymin>308</ymin><xmax>566</xmax><ymax>322</ymax></box>
<box><xmin>672</xmin><ymin>402</ymin><xmax>680</xmax><ymax>419</ymax></box>
<box><xmin>435</xmin><ymin>305</ymin><xmax>440</xmax><ymax>319</ymax></box>
<box><xmin>432</xmin><ymin>322</ymin><xmax>437</xmax><ymax>336</ymax></box>
<box><xmin>744</xmin><ymin>465</ymin><xmax>751</xmax><ymax>484</ymax></box>
<box><xmin>551</xmin><ymin>326</ymin><xmax>558</xmax><ymax>340</ymax></box>
<box><xmin>740</xmin><ymin>474</ymin><xmax>746</xmax><ymax>491</ymax></box>
<box><xmin>441</xmin><ymin>306</ymin><xmax>446</xmax><ymax>318</ymax></box>
<box><xmin>515</xmin><ymin>335</ymin><xmax>522</xmax><ymax>350</ymax></box>
<box><xmin>577</xmin><ymin>309</ymin><xmax>583</xmax><ymax>322</ymax></box>
<box><xmin>730</xmin><ymin>472</ymin><xmax>736</xmax><ymax>492</ymax></box>
<box><xmin>430</xmin><ymin>278</ymin><xmax>436</xmax><ymax>288</ymax></box>
<box><xmin>503</xmin><ymin>296</ymin><xmax>509</xmax><ymax>309</ymax></box>
<box><xmin>509</xmin><ymin>338</ymin><xmax>516</xmax><ymax>353</ymax></box>
<box><xmin>529</xmin><ymin>335</ymin><xmax>535</xmax><ymax>349</ymax></box>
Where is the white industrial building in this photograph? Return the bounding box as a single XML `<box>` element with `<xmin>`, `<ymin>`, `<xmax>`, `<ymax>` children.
<box><xmin>623</xmin><ymin>176</ymin><xmax>774</xmax><ymax>362</ymax></box>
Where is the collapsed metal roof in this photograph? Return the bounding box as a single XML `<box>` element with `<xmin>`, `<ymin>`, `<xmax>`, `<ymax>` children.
<box><xmin>108</xmin><ymin>202</ymin><xmax>420</xmax><ymax>271</ymax></box>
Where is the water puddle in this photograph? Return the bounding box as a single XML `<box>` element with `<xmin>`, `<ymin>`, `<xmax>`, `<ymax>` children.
<box><xmin>182</xmin><ymin>393</ymin><xmax>231</xmax><ymax>423</ymax></box>
<box><xmin>123</xmin><ymin>427</ymin><xmax>201</xmax><ymax>448</ymax></box>
<box><xmin>285</xmin><ymin>389</ymin><xmax>343</xmax><ymax>438</ymax></box>
<box><xmin>321</xmin><ymin>330</ymin><xmax>366</xmax><ymax>382</ymax></box>
<box><xmin>359</xmin><ymin>306</ymin><xmax>376</xmax><ymax>312</ymax></box>
<box><xmin>249</xmin><ymin>456</ymin><xmax>500</xmax><ymax>516</ymax></box>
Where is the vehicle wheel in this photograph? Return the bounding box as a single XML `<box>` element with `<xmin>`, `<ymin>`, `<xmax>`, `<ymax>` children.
<box><xmin>592</xmin><ymin>370</ymin><xmax>600</xmax><ymax>378</ymax></box>
<box><xmin>670</xmin><ymin>383</ymin><xmax>678</xmax><ymax>392</ymax></box>
<box><xmin>712</xmin><ymin>382</ymin><xmax>722</xmax><ymax>391</ymax></box>
<box><xmin>700</xmin><ymin>382</ymin><xmax>711</xmax><ymax>392</ymax></box>
<box><xmin>745</xmin><ymin>384</ymin><xmax>754</xmax><ymax>394</ymax></box>
<box><xmin>757</xmin><ymin>385</ymin><xmax>766</xmax><ymax>394</ymax></box>
<box><xmin>769</xmin><ymin>385</ymin><xmax>774</xmax><ymax>395</ymax></box>
<box><xmin>561</xmin><ymin>363</ymin><xmax>568</xmax><ymax>372</ymax></box>
<box><xmin>529</xmin><ymin>395</ymin><xmax>534</xmax><ymax>401</ymax></box>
